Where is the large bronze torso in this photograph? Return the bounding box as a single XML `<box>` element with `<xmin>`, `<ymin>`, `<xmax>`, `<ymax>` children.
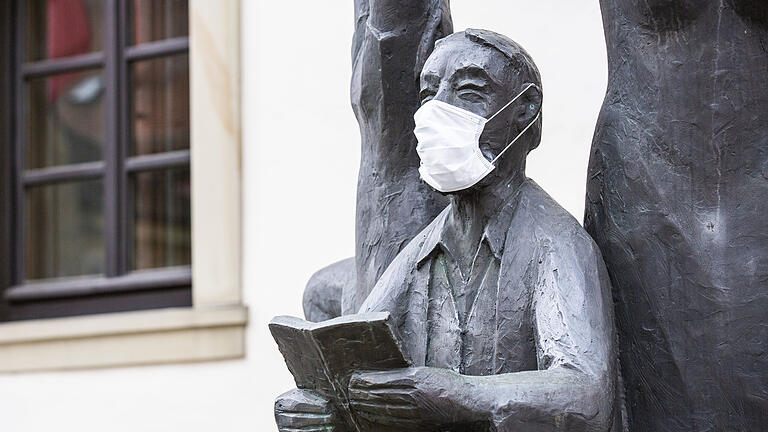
<box><xmin>586</xmin><ymin>1</ymin><xmax>768</xmax><ymax>430</ymax></box>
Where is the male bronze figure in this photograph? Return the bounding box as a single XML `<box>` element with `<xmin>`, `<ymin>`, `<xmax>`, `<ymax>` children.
<box><xmin>277</xmin><ymin>29</ymin><xmax>620</xmax><ymax>432</ymax></box>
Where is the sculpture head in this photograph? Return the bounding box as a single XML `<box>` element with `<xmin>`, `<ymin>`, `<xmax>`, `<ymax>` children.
<box><xmin>418</xmin><ymin>29</ymin><xmax>542</xmax><ymax>195</ymax></box>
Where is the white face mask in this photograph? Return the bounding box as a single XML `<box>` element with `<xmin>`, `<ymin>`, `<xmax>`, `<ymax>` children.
<box><xmin>414</xmin><ymin>83</ymin><xmax>540</xmax><ymax>193</ymax></box>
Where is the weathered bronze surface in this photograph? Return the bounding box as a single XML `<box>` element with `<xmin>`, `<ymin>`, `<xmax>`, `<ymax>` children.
<box><xmin>586</xmin><ymin>1</ymin><xmax>768</xmax><ymax>430</ymax></box>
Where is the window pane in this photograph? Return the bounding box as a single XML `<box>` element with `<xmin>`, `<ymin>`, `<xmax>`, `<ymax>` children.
<box><xmin>128</xmin><ymin>0</ymin><xmax>189</xmax><ymax>45</ymax></box>
<box><xmin>24</xmin><ymin>0</ymin><xmax>105</xmax><ymax>62</ymax></box>
<box><xmin>25</xmin><ymin>69</ymin><xmax>105</xmax><ymax>169</ymax></box>
<box><xmin>130</xmin><ymin>54</ymin><xmax>189</xmax><ymax>156</ymax></box>
<box><xmin>25</xmin><ymin>179</ymin><xmax>104</xmax><ymax>280</ymax></box>
<box><xmin>129</xmin><ymin>168</ymin><xmax>191</xmax><ymax>271</ymax></box>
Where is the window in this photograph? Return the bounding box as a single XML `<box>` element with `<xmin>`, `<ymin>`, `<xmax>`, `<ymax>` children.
<box><xmin>1</xmin><ymin>0</ymin><xmax>192</xmax><ymax>322</ymax></box>
<box><xmin>0</xmin><ymin>0</ymin><xmax>245</xmax><ymax>372</ymax></box>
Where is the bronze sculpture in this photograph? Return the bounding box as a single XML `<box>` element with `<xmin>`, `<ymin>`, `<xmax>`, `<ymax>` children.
<box><xmin>276</xmin><ymin>28</ymin><xmax>620</xmax><ymax>432</ymax></box>
<box><xmin>586</xmin><ymin>1</ymin><xmax>768</xmax><ymax>430</ymax></box>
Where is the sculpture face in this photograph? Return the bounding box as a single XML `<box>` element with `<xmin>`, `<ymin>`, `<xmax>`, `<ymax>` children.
<box><xmin>418</xmin><ymin>36</ymin><xmax>540</xmax><ymax>193</ymax></box>
<box><xmin>420</xmin><ymin>38</ymin><xmax>512</xmax><ymax>120</ymax></box>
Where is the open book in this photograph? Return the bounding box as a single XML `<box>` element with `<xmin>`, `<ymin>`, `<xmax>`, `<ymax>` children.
<box><xmin>270</xmin><ymin>312</ymin><xmax>410</xmax><ymax>431</ymax></box>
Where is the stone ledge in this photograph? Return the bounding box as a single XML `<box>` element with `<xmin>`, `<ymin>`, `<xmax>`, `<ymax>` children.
<box><xmin>0</xmin><ymin>305</ymin><xmax>248</xmax><ymax>373</ymax></box>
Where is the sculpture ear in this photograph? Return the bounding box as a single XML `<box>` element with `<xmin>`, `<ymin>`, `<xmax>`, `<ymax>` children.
<box><xmin>516</xmin><ymin>83</ymin><xmax>542</xmax><ymax>125</ymax></box>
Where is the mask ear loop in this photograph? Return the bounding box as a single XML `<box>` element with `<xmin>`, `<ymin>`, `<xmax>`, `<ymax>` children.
<box><xmin>491</xmin><ymin>111</ymin><xmax>541</xmax><ymax>164</ymax></box>
<box><xmin>486</xmin><ymin>83</ymin><xmax>541</xmax><ymax>165</ymax></box>
<box><xmin>487</xmin><ymin>82</ymin><xmax>537</xmax><ymax>123</ymax></box>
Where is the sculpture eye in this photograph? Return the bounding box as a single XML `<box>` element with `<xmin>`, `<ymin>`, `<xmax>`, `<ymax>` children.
<box><xmin>458</xmin><ymin>91</ymin><xmax>483</xmax><ymax>103</ymax></box>
<box><xmin>419</xmin><ymin>88</ymin><xmax>436</xmax><ymax>104</ymax></box>
<box><xmin>455</xmin><ymin>82</ymin><xmax>487</xmax><ymax>103</ymax></box>
<box><xmin>456</xmin><ymin>85</ymin><xmax>485</xmax><ymax>103</ymax></box>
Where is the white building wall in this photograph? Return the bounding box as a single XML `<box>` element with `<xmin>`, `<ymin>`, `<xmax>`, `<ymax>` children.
<box><xmin>0</xmin><ymin>1</ymin><xmax>607</xmax><ymax>430</ymax></box>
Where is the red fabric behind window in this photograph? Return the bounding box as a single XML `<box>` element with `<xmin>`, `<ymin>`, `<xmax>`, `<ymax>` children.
<box><xmin>46</xmin><ymin>0</ymin><xmax>92</xmax><ymax>101</ymax></box>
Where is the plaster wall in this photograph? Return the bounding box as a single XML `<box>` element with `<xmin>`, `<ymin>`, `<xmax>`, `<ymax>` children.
<box><xmin>0</xmin><ymin>1</ymin><xmax>607</xmax><ymax>430</ymax></box>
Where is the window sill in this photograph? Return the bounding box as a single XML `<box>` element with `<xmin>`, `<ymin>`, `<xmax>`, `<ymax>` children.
<box><xmin>0</xmin><ymin>304</ymin><xmax>247</xmax><ymax>373</ymax></box>
<box><xmin>5</xmin><ymin>266</ymin><xmax>192</xmax><ymax>302</ymax></box>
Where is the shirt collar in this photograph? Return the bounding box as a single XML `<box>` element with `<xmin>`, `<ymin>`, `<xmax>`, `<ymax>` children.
<box><xmin>416</xmin><ymin>206</ymin><xmax>451</xmax><ymax>265</ymax></box>
<box><xmin>416</xmin><ymin>183</ymin><xmax>526</xmax><ymax>266</ymax></box>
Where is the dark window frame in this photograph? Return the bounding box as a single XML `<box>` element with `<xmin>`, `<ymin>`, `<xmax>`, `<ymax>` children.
<box><xmin>0</xmin><ymin>0</ymin><xmax>192</xmax><ymax>322</ymax></box>
<box><xmin>1</xmin><ymin>0</ymin><xmax>13</xmax><ymax>321</ymax></box>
